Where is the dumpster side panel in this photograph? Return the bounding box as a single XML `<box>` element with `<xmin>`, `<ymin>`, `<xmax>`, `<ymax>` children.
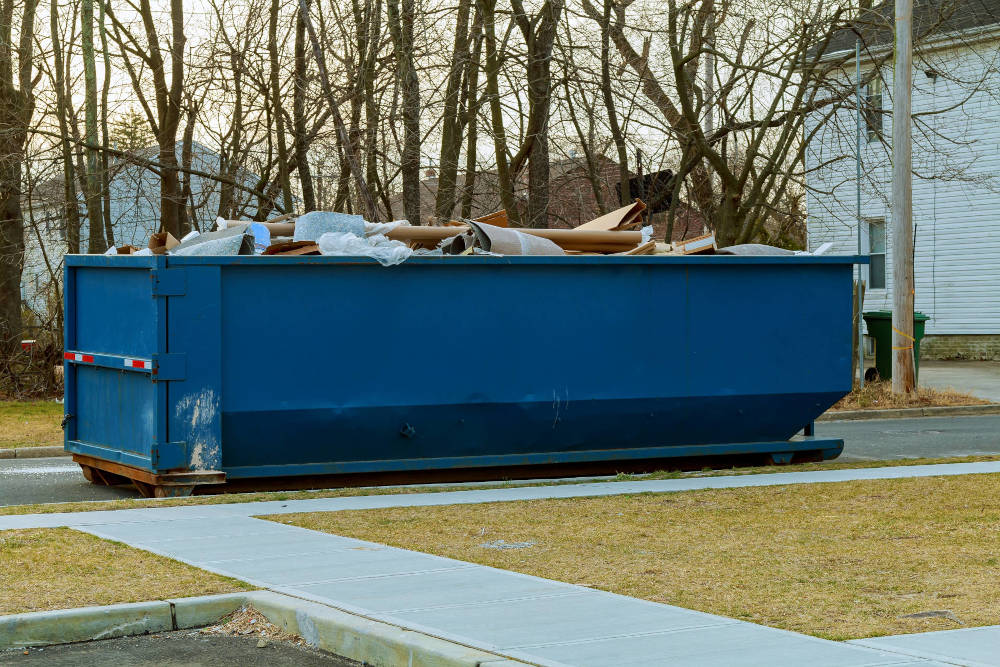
<box><xmin>206</xmin><ymin>258</ymin><xmax>853</xmax><ymax>475</ymax></box>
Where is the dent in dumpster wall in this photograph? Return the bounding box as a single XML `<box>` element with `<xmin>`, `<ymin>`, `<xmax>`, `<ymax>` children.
<box><xmin>175</xmin><ymin>389</ymin><xmax>221</xmax><ymax>470</ymax></box>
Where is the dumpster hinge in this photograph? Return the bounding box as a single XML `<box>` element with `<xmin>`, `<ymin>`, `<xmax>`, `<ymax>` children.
<box><xmin>153</xmin><ymin>353</ymin><xmax>186</xmax><ymax>381</ymax></box>
<box><xmin>151</xmin><ymin>269</ymin><xmax>186</xmax><ymax>296</ymax></box>
<box><xmin>153</xmin><ymin>441</ymin><xmax>188</xmax><ymax>470</ymax></box>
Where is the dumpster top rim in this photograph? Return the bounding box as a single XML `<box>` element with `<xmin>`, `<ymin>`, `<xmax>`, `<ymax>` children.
<box><xmin>65</xmin><ymin>254</ymin><xmax>869</xmax><ymax>267</ymax></box>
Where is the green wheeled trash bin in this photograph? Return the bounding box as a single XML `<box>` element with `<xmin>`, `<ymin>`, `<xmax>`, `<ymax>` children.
<box><xmin>863</xmin><ymin>310</ymin><xmax>930</xmax><ymax>381</ymax></box>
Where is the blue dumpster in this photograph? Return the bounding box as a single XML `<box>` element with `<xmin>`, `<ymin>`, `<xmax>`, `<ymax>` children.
<box><xmin>63</xmin><ymin>253</ymin><xmax>863</xmax><ymax>496</ymax></box>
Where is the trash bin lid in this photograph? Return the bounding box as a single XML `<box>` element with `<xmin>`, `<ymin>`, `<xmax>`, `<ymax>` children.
<box><xmin>862</xmin><ymin>310</ymin><xmax>930</xmax><ymax>322</ymax></box>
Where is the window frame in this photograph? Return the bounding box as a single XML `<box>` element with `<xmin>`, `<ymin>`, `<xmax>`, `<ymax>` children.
<box><xmin>865</xmin><ymin>76</ymin><xmax>884</xmax><ymax>142</ymax></box>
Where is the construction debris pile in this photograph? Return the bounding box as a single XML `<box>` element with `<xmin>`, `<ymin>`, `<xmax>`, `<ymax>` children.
<box><xmin>100</xmin><ymin>199</ymin><xmax>825</xmax><ymax>263</ymax></box>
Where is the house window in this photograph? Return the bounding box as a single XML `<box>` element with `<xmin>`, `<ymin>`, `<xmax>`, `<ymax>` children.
<box><xmin>865</xmin><ymin>77</ymin><xmax>883</xmax><ymax>141</ymax></box>
<box><xmin>868</xmin><ymin>218</ymin><xmax>886</xmax><ymax>289</ymax></box>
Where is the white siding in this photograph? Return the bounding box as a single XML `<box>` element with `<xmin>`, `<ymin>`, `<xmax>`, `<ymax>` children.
<box><xmin>805</xmin><ymin>42</ymin><xmax>1000</xmax><ymax>335</ymax></box>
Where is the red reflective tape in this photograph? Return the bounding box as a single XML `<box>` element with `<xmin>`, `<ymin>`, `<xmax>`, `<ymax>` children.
<box><xmin>81</xmin><ymin>355</ymin><xmax>94</xmax><ymax>363</ymax></box>
<box><xmin>64</xmin><ymin>352</ymin><xmax>93</xmax><ymax>363</ymax></box>
<box><xmin>124</xmin><ymin>358</ymin><xmax>151</xmax><ymax>370</ymax></box>
<box><xmin>63</xmin><ymin>352</ymin><xmax>74</xmax><ymax>360</ymax></box>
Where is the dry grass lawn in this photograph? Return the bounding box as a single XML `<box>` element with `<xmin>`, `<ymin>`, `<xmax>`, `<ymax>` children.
<box><xmin>0</xmin><ymin>528</ymin><xmax>253</xmax><ymax>615</ymax></box>
<box><xmin>0</xmin><ymin>401</ymin><xmax>63</xmax><ymax>448</ymax></box>
<box><xmin>272</xmin><ymin>474</ymin><xmax>1000</xmax><ymax>641</ymax></box>
<box><xmin>832</xmin><ymin>381</ymin><xmax>990</xmax><ymax>411</ymax></box>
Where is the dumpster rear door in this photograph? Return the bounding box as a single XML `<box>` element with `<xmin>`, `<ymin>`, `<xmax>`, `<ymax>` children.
<box><xmin>63</xmin><ymin>256</ymin><xmax>185</xmax><ymax>472</ymax></box>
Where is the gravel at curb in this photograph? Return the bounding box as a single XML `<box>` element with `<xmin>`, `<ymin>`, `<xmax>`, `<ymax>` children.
<box><xmin>819</xmin><ymin>404</ymin><xmax>1000</xmax><ymax>422</ymax></box>
<box><xmin>0</xmin><ymin>446</ymin><xmax>67</xmax><ymax>459</ymax></box>
<box><xmin>0</xmin><ymin>591</ymin><xmax>526</xmax><ymax>666</ymax></box>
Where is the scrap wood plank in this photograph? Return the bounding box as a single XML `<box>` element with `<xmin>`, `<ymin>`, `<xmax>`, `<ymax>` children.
<box><xmin>674</xmin><ymin>232</ymin><xmax>717</xmax><ymax>255</ymax></box>
<box><xmin>264</xmin><ymin>240</ymin><xmax>320</xmax><ymax>255</ymax></box>
<box><xmin>616</xmin><ymin>240</ymin><xmax>656</xmax><ymax>255</ymax></box>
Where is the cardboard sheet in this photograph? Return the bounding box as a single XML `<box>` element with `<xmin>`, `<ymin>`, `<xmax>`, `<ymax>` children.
<box><xmin>573</xmin><ymin>200</ymin><xmax>646</xmax><ymax>232</ymax></box>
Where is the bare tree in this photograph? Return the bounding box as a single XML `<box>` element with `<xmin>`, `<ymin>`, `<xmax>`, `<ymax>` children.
<box><xmin>0</xmin><ymin>0</ymin><xmax>38</xmax><ymax>355</ymax></box>
<box><xmin>293</xmin><ymin>0</ymin><xmax>317</xmax><ymax>212</ymax></box>
<box><xmin>434</xmin><ymin>0</ymin><xmax>473</xmax><ymax>221</ymax></box>
<box><xmin>386</xmin><ymin>0</ymin><xmax>421</xmax><ymax>223</ymax></box>
<box><xmin>107</xmin><ymin>0</ymin><xmax>187</xmax><ymax>238</ymax></box>
<box><xmin>80</xmin><ymin>0</ymin><xmax>105</xmax><ymax>251</ymax></box>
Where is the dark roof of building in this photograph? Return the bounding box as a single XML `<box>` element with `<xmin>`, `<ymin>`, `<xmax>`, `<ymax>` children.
<box><xmin>820</xmin><ymin>0</ymin><xmax>1000</xmax><ymax>56</ymax></box>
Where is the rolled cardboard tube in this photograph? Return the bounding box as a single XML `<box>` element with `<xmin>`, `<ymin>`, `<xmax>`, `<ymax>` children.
<box><xmin>387</xmin><ymin>226</ymin><xmax>643</xmax><ymax>252</ymax></box>
<box><xmin>237</xmin><ymin>220</ymin><xmax>643</xmax><ymax>252</ymax></box>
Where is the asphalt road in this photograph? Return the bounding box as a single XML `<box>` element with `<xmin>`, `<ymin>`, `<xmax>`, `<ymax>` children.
<box><xmin>1</xmin><ymin>631</ymin><xmax>357</xmax><ymax>666</ymax></box>
<box><xmin>0</xmin><ymin>457</ymin><xmax>139</xmax><ymax>506</ymax></box>
<box><xmin>822</xmin><ymin>414</ymin><xmax>1000</xmax><ymax>461</ymax></box>
<box><xmin>3</xmin><ymin>415</ymin><xmax>999</xmax><ymax>507</ymax></box>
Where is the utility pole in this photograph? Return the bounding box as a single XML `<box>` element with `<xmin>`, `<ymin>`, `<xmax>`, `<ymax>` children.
<box><xmin>855</xmin><ymin>39</ymin><xmax>865</xmax><ymax>390</ymax></box>
<box><xmin>892</xmin><ymin>0</ymin><xmax>916</xmax><ymax>393</ymax></box>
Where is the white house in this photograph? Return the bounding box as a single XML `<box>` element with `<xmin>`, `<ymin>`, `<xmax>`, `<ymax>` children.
<box><xmin>21</xmin><ymin>142</ymin><xmax>282</xmax><ymax>320</ymax></box>
<box><xmin>805</xmin><ymin>0</ymin><xmax>1000</xmax><ymax>360</ymax></box>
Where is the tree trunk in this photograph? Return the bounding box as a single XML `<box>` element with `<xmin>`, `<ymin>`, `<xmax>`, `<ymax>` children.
<box><xmin>0</xmin><ymin>148</ymin><xmax>26</xmax><ymax>354</ymax></box>
<box><xmin>50</xmin><ymin>0</ymin><xmax>81</xmax><ymax>253</ymax></box>
<box><xmin>0</xmin><ymin>0</ymin><xmax>37</xmax><ymax>356</ymax></box>
<box><xmin>293</xmin><ymin>0</ymin><xmax>316</xmax><ymax>212</ymax></box>
<box><xmin>217</xmin><ymin>49</ymin><xmax>244</xmax><ymax>220</ymax></box>
<box><xmin>387</xmin><ymin>0</ymin><xmax>421</xmax><ymax>224</ymax></box>
<box><xmin>269</xmin><ymin>0</ymin><xmax>294</xmax><ymax>215</ymax></box>
<box><xmin>478</xmin><ymin>0</ymin><xmax>519</xmax><ymax>224</ymax></box>
<box><xmin>434</xmin><ymin>0</ymin><xmax>472</xmax><ymax>221</ymax></box>
<box><xmin>179</xmin><ymin>104</ymin><xmax>197</xmax><ymax>234</ymax></box>
<box><xmin>521</xmin><ymin>0</ymin><xmax>563</xmax><ymax>228</ymax></box>
<box><xmin>600</xmin><ymin>0</ymin><xmax>629</xmax><ymax>205</ymax></box>
<box><xmin>459</xmin><ymin>10</ymin><xmax>483</xmax><ymax>219</ymax></box>
<box><xmin>159</xmin><ymin>145</ymin><xmax>183</xmax><ymax>238</ymax></box>
<box><xmin>357</xmin><ymin>0</ymin><xmax>386</xmax><ymax>217</ymax></box>
<box><xmin>81</xmin><ymin>0</ymin><xmax>106</xmax><ymax>252</ymax></box>
<box><xmin>98</xmin><ymin>0</ymin><xmax>114</xmax><ymax>248</ymax></box>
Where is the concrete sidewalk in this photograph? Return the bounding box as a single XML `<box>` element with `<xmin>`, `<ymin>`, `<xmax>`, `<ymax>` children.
<box><xmin>78</xmin><ymin>515</ymin><xmax>937</xmax><ymax>666</ymax></box>
<box><xmin>5</xmin><ymin>461</ymin><xmax>1000</xmax><ymax>665</ymax></box>
<box><xmin>851</xmin><ymin>626</ymin><xmax>1000</xmax><ymax>667</ymax></box>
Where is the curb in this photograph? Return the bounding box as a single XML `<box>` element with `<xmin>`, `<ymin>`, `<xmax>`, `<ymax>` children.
<box><xmin>819</xmin><ymin>403</ymin><xmax>1000</xmax><ymax>422</ymax></box>
<box><xmin>0</xmin><ymin>591</ymin><xmax>528</xmax><ymax>666</ymax></box>
<box><xmin>0</xmin><ymin>446</ymin><xmax>68</xmax><ymax>459</ymax></box>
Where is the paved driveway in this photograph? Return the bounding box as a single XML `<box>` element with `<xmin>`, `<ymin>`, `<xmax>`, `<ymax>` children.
<box><xmin>920</xmin><ymin>360</ymin><xmax>1000</xmax><ymax>402</ymax></box>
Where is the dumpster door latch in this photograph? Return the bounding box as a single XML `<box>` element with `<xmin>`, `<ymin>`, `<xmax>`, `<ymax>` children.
<box><xmin>151</xmin><ymin>269</ymin><xmax>186</xmax><ymax>296</ymax></box>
